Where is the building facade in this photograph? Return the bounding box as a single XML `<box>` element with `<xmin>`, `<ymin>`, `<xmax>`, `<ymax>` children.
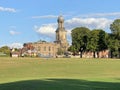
<box><xmin>33</xmin><ymin>42</ymin><xmax>59</xmax><ymax>57</ymax></box>
<box><xmin>22</xmin><ymin>15</ymin><xmax>68</xmax><ymax>57</ymax></box>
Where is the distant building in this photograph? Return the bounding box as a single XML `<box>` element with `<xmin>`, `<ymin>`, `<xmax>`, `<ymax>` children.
<box><xmin>22</xmin><ymin>15</ymin><xmax>69</xmax><ymax>57</ymax></box>
<box><xmin>10</xmin><ymin>48</ymin><xmax>21</xmax><ymax>57</ymax></box>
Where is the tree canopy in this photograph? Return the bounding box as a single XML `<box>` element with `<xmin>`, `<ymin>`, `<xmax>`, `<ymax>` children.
<box><xmin>110</xmin><ymin>19</ymin><xmax>120</xmax><ymax>40</ymax></box>
<box><xmin>70</xmin><ymin>25</ymin><xmax>119</xmax><ymax>58</ymax></box>
<box><xmin>0</xmin><ymin>46</ymin><xmax>10</xmax><ymax>56</ymax></box>
<box><xmin>71</xmin><ymin>27</ymin><xmax>90</xmax><ymax>58</ymax></box>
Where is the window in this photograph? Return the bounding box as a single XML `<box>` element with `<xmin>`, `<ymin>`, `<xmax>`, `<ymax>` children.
<box><xmin>44</xmin><ymin>46</ymin><xmax>46</xmax><ymax>51</ymax></box>
<box><xmin>49</xmin><ymin>46</ymin><xmax>51</xmax><ymax>51</ymax></box>
<box><xmin>52</xmin><ymin>47</ymin><xmax>54</xmax><ymax>51</ymax></box>
<box><xmin>38</xmin><ymin>46</ymin><xmax>41</xmax><ymax>51</ymax></box>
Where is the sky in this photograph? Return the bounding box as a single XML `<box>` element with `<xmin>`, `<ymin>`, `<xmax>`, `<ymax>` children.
<box><xmin>0</xmin><ymin>0</ymin><xmax>120</xmax><ymax>48</ymax></box>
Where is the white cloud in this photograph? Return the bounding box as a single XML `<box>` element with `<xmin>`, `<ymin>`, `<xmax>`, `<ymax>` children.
<box><xmin>34</xmin><ymin>17</ymin><xmax>113</xmax><ymax>43</ymax></box>
<box><xmin>65</xmin><ymin>17</ymin><xmax>112</xmax><ymax>30</ymax></box>
<box><xmin>0</xmin><ymin>43</ymin><xmax>23</xmax><ymax>49</ymax></box>
<box><xmin>8</xmin><ymin>43</ymin><xmax>23</xmax><ymax>49</ymax></box>
<box><xmin>93</xmin><ymin>12</ymin><xmax>120</xmax><ymax>17</ymax></box>
<box><xmin>78</xmin><ymin>12</ymin><xmax>120</xmax><ymax>18</ymax></box>
<box><xmin>34</xmin><ymin>24</ymin><xmax>57</xmax><ymax>41</ymax></box>
<box><xmin>32</xmin><ymin>15</ymin><xmax>58</xmax><ymax>19</ymax></box>
<box><xmin>9</xmin><ymin>30</ymin><xmax>20</xmax><ymax>35</ymax></box>
<box><xmin>0</xmin><ymin>6</ymin><xmax>16</xmax><ymax>12</ymax></box>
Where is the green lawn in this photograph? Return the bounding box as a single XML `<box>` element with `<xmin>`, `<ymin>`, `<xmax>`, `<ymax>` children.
<box><xmin>0</xmin><ymin>57</ymin><xmax>120</xmax><ymax>90</ymax></box>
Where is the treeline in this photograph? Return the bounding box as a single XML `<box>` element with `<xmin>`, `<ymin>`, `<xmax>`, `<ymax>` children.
<box><xmin>0</xmin><ymin>46</ymin><xmax>10</xmax><ymax>57</ymax></box>
<box><xmin>69</xmin><ymin>19</ymin><xmax>120</xmax><ymax>58</ymax></box>
<box><xmin>0</xmin><ymin>46</ymin><xmax>20</xmax><ymax>57</ymax></box>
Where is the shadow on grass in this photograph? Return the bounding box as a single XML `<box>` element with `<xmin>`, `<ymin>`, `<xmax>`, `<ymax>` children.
<box><xmin>0</xmin><ymin>79</ymin><xmax>120</xmax><ymax>90</ymax></box>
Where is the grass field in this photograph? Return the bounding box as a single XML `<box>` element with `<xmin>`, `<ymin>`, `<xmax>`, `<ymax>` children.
<box><xmin>0</xmin><ymin>57</ymin><xmax>120</xmax><ymax>90</ymax></box>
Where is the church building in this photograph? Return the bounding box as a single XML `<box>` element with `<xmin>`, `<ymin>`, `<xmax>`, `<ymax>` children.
<box><xmin>22</xmin><ymin>15</ymin><xmax>69</xmax><ymax>57</ymax></box>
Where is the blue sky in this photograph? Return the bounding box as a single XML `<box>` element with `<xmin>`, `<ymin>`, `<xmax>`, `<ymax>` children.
<box><xmin>0</xmin><ymin>0</ymin><xmax>120</xmax><ymax>48</ymax></box>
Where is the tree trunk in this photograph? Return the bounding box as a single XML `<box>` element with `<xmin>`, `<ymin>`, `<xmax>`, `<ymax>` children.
<box><xmin>118</xmin><ymin>51</ymin><xmax>120</xmax><ymax>59</ymax></box>
<box><xmin>110</xmin><ymin>51</ymin><xmax>113</xmax><ymax>58</ymax></box>
<box><xmin>118</xmin><ymin>48</ymin><xmax>120</xmax><ymax>59</ymax></box>
<box><xmin>93</xmin><ymin>51</ymin><xmax>96</xmax><ymax>58</ymax></box>
<box><xmin>80</xmin><ymin>51</ymin><xmax>82</xmax><ymax>58</ymax></box>
<box><xmin>97</xmin><ymin>52</ymin><xmax>99</xmax><ymax>58</ymax></box>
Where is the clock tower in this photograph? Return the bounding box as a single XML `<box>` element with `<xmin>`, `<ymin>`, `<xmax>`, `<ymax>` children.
<box><xmin>55</xmin><ymin>15</ymin><xmax>68</xmax><ymax>51</ymax></box>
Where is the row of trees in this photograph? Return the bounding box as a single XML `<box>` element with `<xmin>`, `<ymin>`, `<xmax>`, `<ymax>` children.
<box><xmin>69</xmin><ymin>19</ymin><xmax>120</xmax><ymax>58</ymax></box>
<box><xmin>0</xmin><ymin>46</ymin><xmax>20</xmax><ymax>57</ymax></box>
<box><xmin>0</xmin><ymin>46</ymin><xmax>10</xmax><ymax>57</ymax></box>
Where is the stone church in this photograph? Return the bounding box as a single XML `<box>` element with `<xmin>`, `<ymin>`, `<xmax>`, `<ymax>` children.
<box><xmin>22</xmin><ymin>15</ymin><xmax>69</xmax><ymax>57</ymax></box>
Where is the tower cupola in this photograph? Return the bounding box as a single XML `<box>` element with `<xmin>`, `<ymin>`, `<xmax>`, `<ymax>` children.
<box><xmin>57</xmin><ymin>15</ymin><xmax>64</xmax><ymax>23</ymax></box>
<box><xmin>57</xmin><ymin>15</ymin><xmax>64</xmax><ymax>28</ymax></box>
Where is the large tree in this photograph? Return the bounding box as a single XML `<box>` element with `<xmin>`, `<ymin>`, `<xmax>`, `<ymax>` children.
<box><xmin>110</xmin><ymin>19</ymin><xmax>120</xmax><ymax>58</ymax></box>
<box><xmin>0</xmin><ymin>46</ymin><xmax>10</xmax><ymax>56</ymax></box>
<box><xmin>110</xmin><ymin>19</ymin><xmax>120</xmax><ymax>40</ymax></box>
<box><xmin>71</xmin><ymin>27</ymin><xmax>90</xmax><ymax>58</ymax></box>
<box><xmin>98</xmin><ymin>30</ymin><xmax>108</xmax><ymax>51</ymax></box>
<box><xmin>86</xmin><ymin>29</ymin><xmax>100</xmax><ymax>58</ymax></box>
<box><xmin>107</xmin><ymin>34</ymin><xmax>120</xmax><ymax>58</ymax></box>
